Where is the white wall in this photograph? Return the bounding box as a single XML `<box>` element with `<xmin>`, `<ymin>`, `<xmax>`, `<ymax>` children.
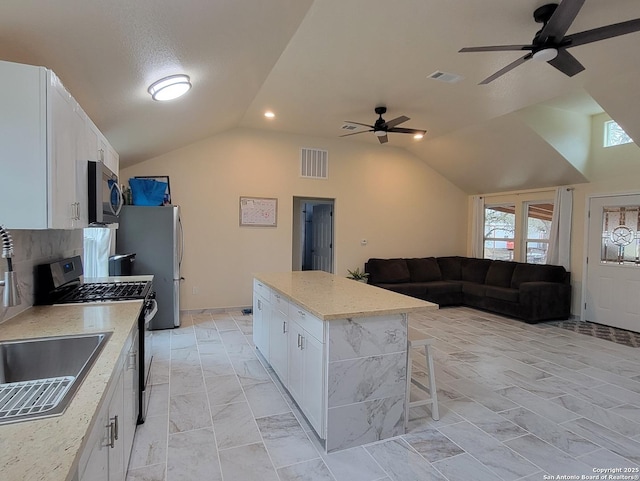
<box><xmin>122</xmin><ymin>128</ymin><xmax>469</xmax><ymax>311</ymax></box>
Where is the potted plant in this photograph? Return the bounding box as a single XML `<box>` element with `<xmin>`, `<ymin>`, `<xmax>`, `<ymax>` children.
<box><xmin>346</xmin><ymin>267</ymin><xmax>369</xmax><ymax>283</ymax></box>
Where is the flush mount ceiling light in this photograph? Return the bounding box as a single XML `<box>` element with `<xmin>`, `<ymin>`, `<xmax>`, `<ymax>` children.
<box><xmin>264</xmin><ymin>111</ymin><xmax>275</xmax><ymax>118</ymax></box>
<box><xmin>413</xmin><ymin>133</ymin><xmax>424</xmax><ymax>140</ymax></box>
<box><xmin>148</xmin><ymin>74</ymin><xmax>192</xmax><ymax>101</ymax></box>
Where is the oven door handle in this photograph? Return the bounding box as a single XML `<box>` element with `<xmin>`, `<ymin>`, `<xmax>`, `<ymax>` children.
<box><xmin>145</xmin><ymin>299</ymin><xmax>158</xmax><ymax>323</ymax></box>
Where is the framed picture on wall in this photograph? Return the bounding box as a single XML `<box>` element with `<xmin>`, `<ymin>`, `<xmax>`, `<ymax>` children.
<box><xmin>239</xmin><ymin>197</ymin><xmax>277</xmax><ymax>227</ymax></box>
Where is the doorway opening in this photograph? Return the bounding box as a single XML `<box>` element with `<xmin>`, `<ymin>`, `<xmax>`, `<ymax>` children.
<box><xmin>292</xmin><ymin>197</ymin><xmax>335</xmax><ymax>273</ymax></box>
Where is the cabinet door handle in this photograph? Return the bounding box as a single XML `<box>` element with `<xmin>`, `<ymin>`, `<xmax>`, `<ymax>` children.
<box><xmin>114</xmin><ymin>415</ymin><xmax>119</xmax><ymax>441</ymax></box>
<box><xmin>107</xmin><ymin>417</ymin><xmax>116</xmax><ymax>448</ymax></box>
<box><xmin>297</xmin><ymin>333</ymin><xmax>301</xmax><ymax>348</ymax></box>
<box><xmin>300</xmin><ymin>335</ymin><xmax>305</xmax><ymax>350</ymax></box>
<box><xmin>283</xmin><ymin>321</ymin><xmax>287</xmax><ymax>334</ymax></box>
<box><xmin>258</xmin><ymin>299</ymin><xmax>261</xmax><ymax>310</ymax></box>
<box><xmin>298</xmin><ymin>310</ymin><xmax>305</xmax><ymax>317</ymax></box>
<box><xmin>128</xmin><ymin>351</ymin><xmax>137</xmax><ymax>370</ymax></box>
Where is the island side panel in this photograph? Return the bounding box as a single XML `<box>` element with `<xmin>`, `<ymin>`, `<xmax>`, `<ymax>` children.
<box><xmin>325</xmin><ymin>314</ymin><xmax>407</xmax><ymax>452</ymax></box>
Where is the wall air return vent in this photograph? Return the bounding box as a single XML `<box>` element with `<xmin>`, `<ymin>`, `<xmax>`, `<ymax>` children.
<box><xmin>428</xmin><ymin>71</ymin><xmax>463</xmax><ymax>83</ymax></box>
<box><xmin>300</xmin><ymin>148</ymin><xmax>328</xmax><ymax>179</ymax></box>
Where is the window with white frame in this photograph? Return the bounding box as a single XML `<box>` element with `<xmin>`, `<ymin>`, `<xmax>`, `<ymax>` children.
<box><xmin>484</xmin><ymin>205</ymin><xmax>515</xmax><ymax>261</ymax></box>
<box><xmin>483</xmin><ymin>200</ymin><xmax>555</xmax><ymax>264</ymax></box>
<box><xmin>604</xmin><ymin>120</ymin><xmax>633</xmax><ymax>147</ymax></box>
<box><xmin>525</xmin><ymin>202</ymin><xmax>553</xmax><ymax>264</ymax></box>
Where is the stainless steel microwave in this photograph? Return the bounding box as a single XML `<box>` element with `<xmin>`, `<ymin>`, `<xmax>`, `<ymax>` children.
<box><xmin>88</xmin><ymin>160</ymin><xmax>122</xmax><ymax>224</ymax></box>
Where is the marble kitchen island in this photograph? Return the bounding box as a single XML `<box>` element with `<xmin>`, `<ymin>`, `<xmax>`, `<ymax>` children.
<box><xmin>252</xmin><ymin>270</ymin><xmax>437</xmax><ymax>452</ymax></box>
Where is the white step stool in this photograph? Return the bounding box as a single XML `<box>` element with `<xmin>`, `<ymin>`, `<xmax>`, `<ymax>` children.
<box><xmin>405</xmin><ymin>327</ymin><xmax>439</xmax><ymax>427</ymax></box>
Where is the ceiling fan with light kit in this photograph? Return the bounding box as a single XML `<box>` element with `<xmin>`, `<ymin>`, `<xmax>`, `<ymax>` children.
<box><xmin>340</xmin><ymin>106</ymin><xmax>427</xmax><ymax>144</ymax></box>
<box><xmin>459</xmin><ymin>0</ymin><xmax>640</xmax><ymax>84</ymax></box>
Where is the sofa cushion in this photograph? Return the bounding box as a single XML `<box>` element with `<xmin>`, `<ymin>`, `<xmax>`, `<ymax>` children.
<box><xmin>460</xmin><ymin>281</ymin><xmax>486</xmax><ymax>297</ymax></box>
<box><xmin>485</xmin><ymin>261</ymin><xmax>517</xmax><ymax>288</ymax></box>
<box><xmin>375</xmin><ymin>282</ymin><xmax>428</xmax><ymax>299</ymax></box>
<box><xmin>437</xmin><ymin>256</ymin><xmax>462</xmax><ymax>280</ymax></box>
<box><xmin>406</xmin><ymin>257</ymin><xmax>442</xmax><ymax>282</ymax></box>
<box><xmin>461</xmin><ymin>258</ymin><xmax>492</xmax><ymax>284</ymax></box>
<box><xmin>366</xmin><ymin>258</ymin><xmax>411</xmax><ymax>284</ymax></box>
<box><xmin>423</xmin><ymin>281</ymin><xmax>462</xmax><ymax>296</ymax></box>
<box><xmin>511</xmin><ymin>264</ymin><xmax>567</xmax><ymax>289</ymax></box>
<box><xmin>485</xmin><ymin>285</ymin><xmax>519</xmax><ymax>303</ymax></box>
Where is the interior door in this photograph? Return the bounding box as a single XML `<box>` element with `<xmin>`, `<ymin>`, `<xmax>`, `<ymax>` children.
<box><xmin>311</xmin><ymin>204</ymin><xmax>333</xmax><ymax>273</ymax></box>
<box><xmin>585</xmin><ymin>194</ymin><xmax>640</xmax><ymax>332</ymax></box>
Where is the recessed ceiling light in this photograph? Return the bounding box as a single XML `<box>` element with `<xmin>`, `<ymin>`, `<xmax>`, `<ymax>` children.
<box><xmin>413</xmin><ymin>133</ymin><xmax>424</xmax><ymax>140</ymax></box>
<box><xmin>264</xmin><ymin>111</ymin><xmax>275</xmax><ymax>119</ymax></box>
<box><xmin>148</xmin><ymin>74</ymin><xmax>192</xmax><ymax>101</ymax></box>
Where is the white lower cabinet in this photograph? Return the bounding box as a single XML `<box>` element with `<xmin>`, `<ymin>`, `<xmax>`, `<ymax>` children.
<box><xmin>252</xmin><ymin>290</ymin><xmax>271</xmax><ymax>359</ymax></box>
<box><xmin>269</xmin><ymin>295</ymin><xmax>289</xmax><ymax>385</ymax></box>
<box><xmin>77</xmin><ymin>324</ymin><xmax>137</xmax><ymax>481</ymax></box>
<box><xmin>122</xmin><ymin>329</ymin><xmax>139</xmax><ymax>471</ymax></box>
<box><xmin>288</xmin><ymin>316</ymin><xmax>324</xmax><ymax>435</ymax></box>
<box><xmin>253</xmin><ymin>279</ymin><xmax>325</xmax><ymax>438</ymax></box>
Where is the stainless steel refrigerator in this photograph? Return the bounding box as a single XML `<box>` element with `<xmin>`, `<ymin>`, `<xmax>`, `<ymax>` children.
<box><xmin>116</xmin><ymin>205</ymin><xmax>183</xmax><ymax>329</ymax></box>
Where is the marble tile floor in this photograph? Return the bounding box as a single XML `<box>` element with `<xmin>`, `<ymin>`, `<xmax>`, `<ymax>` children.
<box><xmin>126</xmin><ymin>307</ymin><xmax>640</xmax><ymax>481</ymax></box>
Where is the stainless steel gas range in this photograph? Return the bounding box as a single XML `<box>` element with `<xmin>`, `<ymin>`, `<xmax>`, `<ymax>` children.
<box><xmin>36</xmin><ymin>256</ymin><xmax>157</xmax><ymax>424</ymax></box>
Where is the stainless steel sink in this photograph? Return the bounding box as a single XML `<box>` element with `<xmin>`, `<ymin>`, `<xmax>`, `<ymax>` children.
<box><xmin>0</xmin><ymin>332</ymin><xmax>112</xmax><ymax>425</ymax></box>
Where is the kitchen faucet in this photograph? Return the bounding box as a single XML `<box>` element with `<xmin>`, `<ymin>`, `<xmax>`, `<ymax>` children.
<box><xmin>0</xmin><ymin>225</ymin><xmax>20</xmax><ymax>307</ymax></box>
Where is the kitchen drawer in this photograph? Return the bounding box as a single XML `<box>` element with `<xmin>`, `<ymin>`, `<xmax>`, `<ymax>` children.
<box><xmin>253</xmin><ymin>279</ymin><xmax>270</xmax><ymax>300</ymax></box>
<box><xmin>270</xmin><ymin>291</ymin><xmax>289</xmax><ymax>316</ymax></box>
<box><xmin>290</xmin><ymin>305</ymin><xmax>324</xmax><ymax>341</ymax></box>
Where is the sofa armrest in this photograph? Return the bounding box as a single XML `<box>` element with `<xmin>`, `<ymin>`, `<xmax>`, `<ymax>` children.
<box><xmin>519</xmin><ymin>282</ymin><xmax>571</xmax><ymax>321</ymax></box>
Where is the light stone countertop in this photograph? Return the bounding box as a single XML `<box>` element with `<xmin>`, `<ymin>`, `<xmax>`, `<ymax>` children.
<box><xmin>0</xmin><ymin>301</ymin><xmax>143</xmax><ymax>481</ymax></box>
<box><xmin>254</xmin><ymin>270</ymin><xmax>437</xmax><ymax>320</ymax></box>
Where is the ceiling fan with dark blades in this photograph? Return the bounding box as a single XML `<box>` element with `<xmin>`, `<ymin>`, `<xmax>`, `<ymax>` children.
<box><xmin>340</xmin><ymin>106</ymin><xmax>426</xmax><ymax>144</ymax></box>
<box><xmin>459</xmin><ymin>0</ymin><xmax>640</xmax><ymax>84</ymax></box>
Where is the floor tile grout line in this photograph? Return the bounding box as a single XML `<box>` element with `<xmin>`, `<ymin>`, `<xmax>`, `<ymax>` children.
<box><xmin>218</xmin><ymin>317</ymin><xmax>291</xmax><ymax>480</ymax></box>
<box><xmin>191</xmin><ymin>317</ymin><xmax>229</xmax><ymax>481</ymax></box>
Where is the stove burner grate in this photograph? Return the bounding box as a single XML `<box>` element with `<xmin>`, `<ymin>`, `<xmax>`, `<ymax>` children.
<box><xmin>57</xmin><ymin>281</ymin><xmax>151</xmax><ymax>303</ymax></box>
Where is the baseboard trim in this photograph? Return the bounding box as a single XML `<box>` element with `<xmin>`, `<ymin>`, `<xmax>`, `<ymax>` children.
<box><xmin>181</xmin><ymin>306</ymin><xmax>252</xmax><ymax>315</ymax></box>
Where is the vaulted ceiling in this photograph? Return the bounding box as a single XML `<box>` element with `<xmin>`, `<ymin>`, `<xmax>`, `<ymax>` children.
<box><xmin>2</xmin><ymin>0</ymin><xmax>640</xmax><ymax>194</ymax></box>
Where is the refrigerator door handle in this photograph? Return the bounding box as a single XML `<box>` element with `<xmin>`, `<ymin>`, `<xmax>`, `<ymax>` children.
<box><xmin>178</xmin><ymin>216</ymin><xmax>184</xmax><ymax>268</ymax></box>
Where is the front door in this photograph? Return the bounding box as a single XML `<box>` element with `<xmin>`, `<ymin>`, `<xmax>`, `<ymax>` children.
<box><xmin>585</xmin><ymin>194</ymin><xmax>640</xmax><ymax>332</ymax></box>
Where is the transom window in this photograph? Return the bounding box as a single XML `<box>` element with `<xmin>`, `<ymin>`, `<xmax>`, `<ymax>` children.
<box><xmin>604</xmin><ymin>120</ymin><xmax>633</xmax><ymax>148</ymax></box>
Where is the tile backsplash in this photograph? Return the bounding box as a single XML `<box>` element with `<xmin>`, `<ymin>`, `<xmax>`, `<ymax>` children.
<box><xmin>0</xmin><ymin>229</ymin><xmax>83</xmax><ymax>324</ymax></box>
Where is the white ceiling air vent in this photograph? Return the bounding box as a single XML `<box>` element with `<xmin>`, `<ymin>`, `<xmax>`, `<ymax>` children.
<box><xmin>428</xmin><ymin>71</ymin><xmax>463</xmax><ymax>83</ymax></box>
<box><xmin>300</xmin><ymin>148</ymin><xmax>328</xmax><ymax>179</ymax></box>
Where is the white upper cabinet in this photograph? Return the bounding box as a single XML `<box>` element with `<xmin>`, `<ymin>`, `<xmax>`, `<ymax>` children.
<box><xmin>86</xmin><ymin>117</ymin><xmax>119</xmax><ymax>175</ymax></box>
<box><xmin>0</xmin><ymin>60</ymin><xmax>118</xmax><ymax>229</ymax></box>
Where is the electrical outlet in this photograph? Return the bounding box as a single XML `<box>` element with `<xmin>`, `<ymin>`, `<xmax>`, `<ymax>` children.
<box><xmin>192</xmin><ymin>286</ymin><xmax>199</xmax><ymax>295</ymax></box>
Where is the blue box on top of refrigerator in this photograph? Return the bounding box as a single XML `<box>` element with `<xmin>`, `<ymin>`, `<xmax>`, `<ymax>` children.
<box><xmin>116</xmin><ymin>205</ymin><xmax>183</xmax><ymax>329</ymax></box>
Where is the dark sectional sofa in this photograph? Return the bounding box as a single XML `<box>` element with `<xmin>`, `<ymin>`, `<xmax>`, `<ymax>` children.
<box><xmin>364</xmin><ymin>256</ymin><xmax>571</xmax><ymax>323</ymax></box>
